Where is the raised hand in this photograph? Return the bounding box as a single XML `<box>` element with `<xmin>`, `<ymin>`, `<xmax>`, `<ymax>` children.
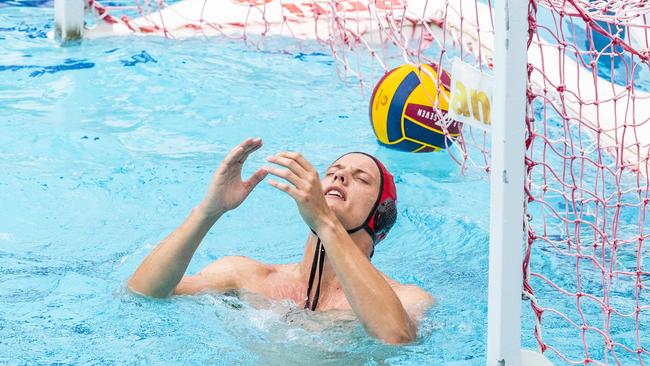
<box><xmin>265</xmin><ymin>152</ymin><xmax>335</xmax><ymax>232</ymax></box>
<box><xmin>198</xmin><ymin>138</ymin><xmax>268</xmax><ymax>217</ymax></box>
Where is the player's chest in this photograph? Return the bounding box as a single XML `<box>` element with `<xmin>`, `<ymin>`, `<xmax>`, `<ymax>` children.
<box><xmin>252</xmin><ymin>274</ymin><xmax>350</xmax><ymax>310</ymax></box>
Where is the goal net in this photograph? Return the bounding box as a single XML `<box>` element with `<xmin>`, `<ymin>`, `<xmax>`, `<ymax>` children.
<box><xmin>523</xmin><ymin>1</ymin><xmax>650</xmax><ymax>364</ymax></box>
<box><xmin>74</xmin><ymin>0</ymin><xmax>650</xmax><ymax>364</ymax></box>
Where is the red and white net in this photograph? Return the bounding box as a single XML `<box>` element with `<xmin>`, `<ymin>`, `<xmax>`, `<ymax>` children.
<box><xmin>524</xmin><ymin>0</ymin><xmax>650</xmax><ymax>364</ymax></box>
<box><xmin>83</xmin><ymin>0</ymin><xmax>496</xmax><ymax>170</ymax></box>
<box><xmin>85</xmin><ymin>0</ymin><xmax>650</xmax><ymax>363</ymax></box>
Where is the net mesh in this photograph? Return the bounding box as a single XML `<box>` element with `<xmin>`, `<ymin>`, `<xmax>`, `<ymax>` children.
<box><xmin>524</xmin><ymin>0</ymin><xmax>650</xmax><ymax>364</ymax></box>
<box><xmin>83</xmin><ymin>0</ymin><xmax>650</xmax><ymax>363</ymax></box>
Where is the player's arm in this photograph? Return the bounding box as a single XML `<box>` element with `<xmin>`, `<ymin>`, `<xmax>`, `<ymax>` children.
<box><xmin>316</xmin><ymin>222</ymin><xmax>428</xmax><ymax>344</ymax></box>
<box><xmin>127</xmin><ymin>138</ymin><xmax>267</xmax><ymax>298</ymax></box>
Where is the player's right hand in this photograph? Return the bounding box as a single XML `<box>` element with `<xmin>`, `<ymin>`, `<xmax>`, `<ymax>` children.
<box><xmin>197</xmin><ymin>138</ymin><xmax>267</xmax><ymax>218</ymax></box>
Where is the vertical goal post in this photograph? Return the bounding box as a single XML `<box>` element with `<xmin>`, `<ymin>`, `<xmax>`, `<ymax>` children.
<box><xmin>487</xmin><ymin>0</ymin><xmax>551</xmax><ymax>365</ymax></box>
<box><xmin>54</xmin><ymin>0</ymin><xmax>85</xmax><ymax>42</ymax></box>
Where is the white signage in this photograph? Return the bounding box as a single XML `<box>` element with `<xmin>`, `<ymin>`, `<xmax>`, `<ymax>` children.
<box><xmin>449</xmin><ymin>58</ymin><xmax>493</xmax><ymax>130</ymax></box>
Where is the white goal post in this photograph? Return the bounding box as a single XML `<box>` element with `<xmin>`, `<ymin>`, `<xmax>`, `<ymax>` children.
<box><xmin>54</xmin><ymin>0</ymin><xmax>85</xmax><ymax>41</ymax></box>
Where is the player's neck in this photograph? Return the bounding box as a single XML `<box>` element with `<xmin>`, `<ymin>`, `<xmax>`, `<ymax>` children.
<box><xmin>299</xmin><ymin>231</ymin><xmax>373</xmax><ymax>302</ymax></box>
<box><xmin>300</xmin><ymin>233</ymin><xmax>339</xmax><ymax>291</ymax></box>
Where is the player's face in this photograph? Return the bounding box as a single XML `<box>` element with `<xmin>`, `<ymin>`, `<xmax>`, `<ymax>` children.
<box><xmin>321</xmin><ymin>153</ymin><xmax>380</xmax><ymax>230</ymax></box>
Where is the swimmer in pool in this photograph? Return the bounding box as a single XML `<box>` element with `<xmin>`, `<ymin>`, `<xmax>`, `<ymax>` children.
<box><xmin>128</xmin><ymin>137</ymin><xmax>433</xmax><ymax>344</ymax></box>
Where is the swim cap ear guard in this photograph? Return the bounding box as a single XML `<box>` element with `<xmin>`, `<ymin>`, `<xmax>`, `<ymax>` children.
<box><xmin>370</xmin><ymin>198</ymin><xmax>398</xmax><ymax>242</ymax></box>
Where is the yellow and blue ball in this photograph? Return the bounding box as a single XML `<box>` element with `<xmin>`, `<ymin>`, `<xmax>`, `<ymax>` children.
<box><xmin>369</xmin><ymin>64</ymin><xmax>461</xmax><ymax>152</ymax></box>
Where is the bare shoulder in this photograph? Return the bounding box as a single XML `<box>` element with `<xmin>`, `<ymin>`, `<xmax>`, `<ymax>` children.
<box><xmin>393</xmin><ymin>284</ymin><xmax>434</xmax><ymax>307</ymax></box>
<box><xmin>199</xmin><ymin>255</ymin><xmax>273</xmax><ymax>283</ymax></box>
<box><xmin>381</xmin><ymin>273</ymin><xmax>435</xmax><ymax>318</ymax></box>
<box><xmin>174</xmin><ymin>256</ymin><xmax>273</xmax><ymax>295</ymax></box>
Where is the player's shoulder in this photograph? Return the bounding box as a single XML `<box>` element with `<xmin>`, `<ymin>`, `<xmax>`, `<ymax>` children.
<box><xmin>200</xmin><ymin>255</ymin><xmax>273</xmax><ymax>279</ymax></box>
<box><xmin>381</xmin><ymin>273</ymin><xmax>435</xmax><ymax>307</ymax></box>
<box><xmin>396</xmin><ymin>284</ymin><xmax>434</xmax><ymax>304</ymax></box>
<box><xmin>216</xmin><ymin>255</ymin><xmax>268</xmax><ymax>267</ymax></box>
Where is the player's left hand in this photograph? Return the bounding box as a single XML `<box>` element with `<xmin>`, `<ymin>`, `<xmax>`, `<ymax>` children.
<box><xmin>265</xmin><ymin>152</ymin><xmax>336</xmax><ymax>232</ymax></box>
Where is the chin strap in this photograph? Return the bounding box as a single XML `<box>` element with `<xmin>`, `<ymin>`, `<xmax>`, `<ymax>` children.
<box><xmin>304</xmin><ymin>227</ymin><xmax>373</xmax><ymax>311</ymax></box>
<box><xmin>304</xmin><ymin>237</ymin><xmax>326</xmax><ymax>311</ymax></box>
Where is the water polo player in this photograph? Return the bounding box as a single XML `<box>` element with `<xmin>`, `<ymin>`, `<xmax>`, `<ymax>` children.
<box><xmin>127</xmin><ymin>137</ymin><xmax>433</xmax><ymax>344</ymax></box>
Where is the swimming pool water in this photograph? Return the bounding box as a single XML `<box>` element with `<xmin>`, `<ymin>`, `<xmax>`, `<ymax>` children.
<box><xmin>0</xmin><ymin>6</ymin><xmax>494</xmax><ymax>365</ymax></box>
<box><xmin>1</xmin><ymin>3</ymin><xmax>649</xmax><ymax>365</ymax></box>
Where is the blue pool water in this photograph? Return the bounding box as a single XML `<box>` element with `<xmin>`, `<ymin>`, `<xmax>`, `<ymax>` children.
<box><xmin>1</xmin><ymin>3</ymin><xmax>649</xmax><ymax>366</ymax></box>
<box><xmin>0</xmin><ymin>5</ymin><xmax>492</xmax><ymax>365</ymax></box>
